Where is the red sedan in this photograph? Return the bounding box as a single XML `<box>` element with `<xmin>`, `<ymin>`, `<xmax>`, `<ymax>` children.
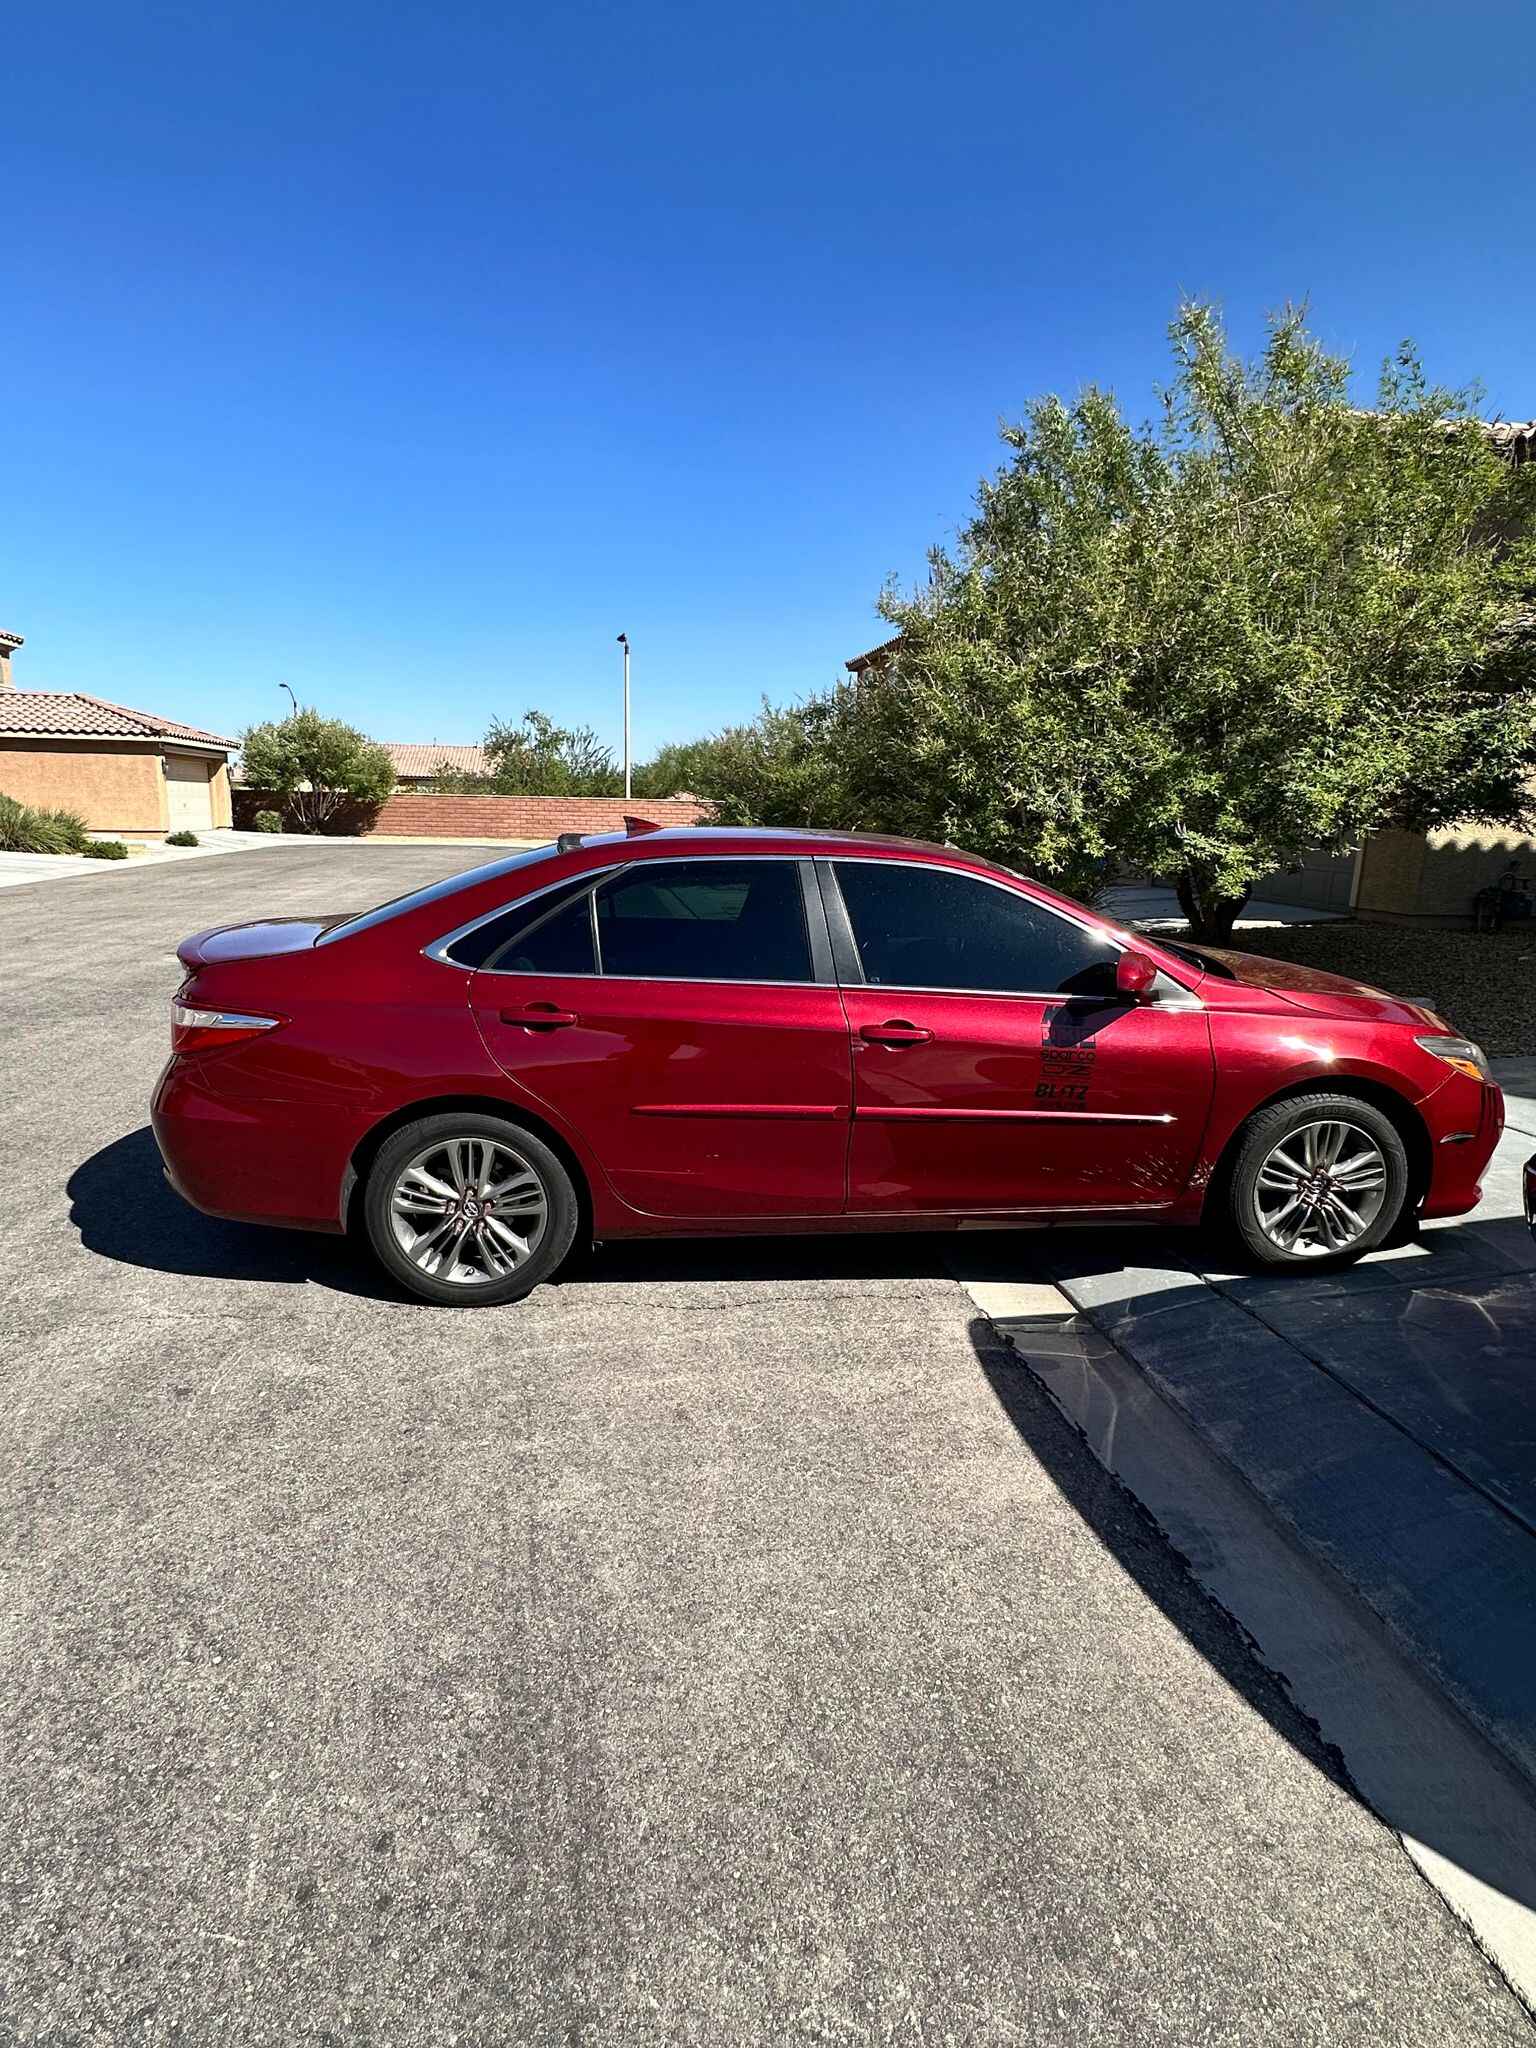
<box><xmin>153</xmin><ymin>824</ymin><xmax>1504</xmax><ymax>1305</ymax></box>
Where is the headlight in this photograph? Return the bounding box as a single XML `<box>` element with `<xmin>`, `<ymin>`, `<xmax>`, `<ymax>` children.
<box><xmin>1414</xmin><ymin>1033</ymin><xmax>1492</xmax><ymax>1083</ymax></box>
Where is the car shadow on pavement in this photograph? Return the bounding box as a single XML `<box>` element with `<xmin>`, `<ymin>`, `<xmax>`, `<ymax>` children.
<box><xmin>68</xmin><ymin>1132</ymin><xmax>981</xmax><ymax>1301</ymax></box>
<box><xmin>968</xmin><ymin>1311</ymin><xmax>1536</xmax><ymax>1926</ymax></box>
<box><xmin>67</xmin><ymin>1126</ymin><xmax>402</xmax><ymax>1301</ymax></box>
<box><xmin>968</xmin><ymin>1310</ymin><xmax>1356</xmax><ymax>1783</ymax></box>
<box><xmin>974</xmin><ymin>1236</ymin><xmax>1536</xmax><ymax>1941</ymax></box>
<box><xmin>585</xmin><ymin>1230</ymin><xmax>959</xmax><ymax>1287</ymax></box>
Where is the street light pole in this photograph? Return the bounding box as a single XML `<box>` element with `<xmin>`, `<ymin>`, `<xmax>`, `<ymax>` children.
<box><xmin>279</xmin><ymin>681</ymin><xmax>298</xmax><ymax>717</ymax></box>
<box><xmin>616</xmin><ymin>633</ymin><xmax>631</xmax><ymax>799</ymax></box>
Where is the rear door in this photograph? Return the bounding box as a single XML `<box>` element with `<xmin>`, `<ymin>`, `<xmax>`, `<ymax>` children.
<box><xmin>466</xmin><ymin>857</ymin><xmax>853</xmax><ymax>1219</ymax></box>
<box><xmin>825</xmin><ymin>858</ymin><xmax>1214</xmax><ymax>1214</ymax></box>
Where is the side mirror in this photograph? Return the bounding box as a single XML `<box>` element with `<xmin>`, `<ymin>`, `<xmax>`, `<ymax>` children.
<box><xmin>1116</xmin><ymin>949</ymin><xmax>1159</xmax><ymax>1001</ymax></box>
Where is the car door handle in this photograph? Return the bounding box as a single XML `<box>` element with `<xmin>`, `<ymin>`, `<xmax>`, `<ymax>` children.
<box><xmin>860</xmin><ymin>1020</ymin><xmax>933</xmax><ymax>1047</ymax></box>
<box><xmin>500</xmin><ymin>1003</ymin><xmax>578</xmax><ymax>1029</ymax></box>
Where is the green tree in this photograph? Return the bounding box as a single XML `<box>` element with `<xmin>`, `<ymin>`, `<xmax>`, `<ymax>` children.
<box><xmin>856</xmin><ymin>302</ymin><xmax>1536</xmax><ymax>938</ymax></box>
<box><xmin>632</xmin><ymin>706</ymin><xmax>833</xmax><ymax>822</ymax></box>
<box><xmin>240</xmin><ymin>709</ymin><xmax>396</xmax><ymax>833</ymax></box>
<box><xmin>449</xmin><ymin>709</ymin><xmax>621</xmax><ymax>796</ymax></box>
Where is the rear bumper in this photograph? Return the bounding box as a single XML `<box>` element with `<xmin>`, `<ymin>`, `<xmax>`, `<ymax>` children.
<box><xmin>151</xmin><ymin>1057</ymin><xmax>352</xmax><ymax>1233</ymax></box>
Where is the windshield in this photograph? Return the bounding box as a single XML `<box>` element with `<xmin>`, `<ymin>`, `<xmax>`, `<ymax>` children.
<box><xmin>314</xmin><ymin>842</ymin><xmax>565</xmax><ymax>945</ymax></box>
<box><xmin>1153</xmin><ymin>936</ymin><xmax>1236</xmax><ymax>978</ymax></box>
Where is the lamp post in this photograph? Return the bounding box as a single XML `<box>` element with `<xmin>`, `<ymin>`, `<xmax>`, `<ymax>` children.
<box><xmin>279</xmin><ymin>681</ymin><xmax>298</xmax><ymax>717</ymax></box>
<box><xmin>616</xmin><ymin>633</ymin><xmax>631</xmax><ymax>799</ymax></box>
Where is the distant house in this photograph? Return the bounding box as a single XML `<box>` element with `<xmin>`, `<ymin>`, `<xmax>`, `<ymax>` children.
<box><xmin>382</xmin><ymin>741</ymin><xmax>488</xmax><ymax>789</ymax></box>
<box><xmin>0</xmin><ymin>631</ymin><xmax>235</xmax><ymax>835</ymax></box>
<box><xmin>845</xmin><ymin>635</ymin><xmax>903</xmax><ymax>678</ymax></box>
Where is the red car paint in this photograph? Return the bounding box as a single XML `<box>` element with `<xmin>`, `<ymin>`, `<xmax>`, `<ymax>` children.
<box><xmin>152</xmin><ymin>827</ymin><xmax>1503</xmax><ymax>1245</ymax></box>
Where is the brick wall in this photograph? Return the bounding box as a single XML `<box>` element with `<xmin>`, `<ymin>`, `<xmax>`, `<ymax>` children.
<box><xmin>234</xmin><ymin>788</ymin><xmax>714</xmax><ymax>839</ymax></box>
<box><xmin>366</xmin><ymin>793</ymin><xmax>713</xmax><ymax>838</ymax></box>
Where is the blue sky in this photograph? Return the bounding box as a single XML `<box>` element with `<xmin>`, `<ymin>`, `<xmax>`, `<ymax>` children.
<box><xmin>6</xmin><ymin>0</ymin><xmax>1534</xmax><ymax>758</ymax></box>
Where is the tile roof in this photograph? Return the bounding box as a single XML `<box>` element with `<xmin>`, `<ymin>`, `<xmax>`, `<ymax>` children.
<box><xmin>0</xmin><ymin>692</ymin><xmax>234</xmax><ymax>747</ymax></box>
<box><xmin>845</xmin><ymin>635</ymin><xmax>904</xmax><ymax>674</ymax></box>
<box><xmin>383</xmin><ymin>741</ymin><xmax>488</xmax><ymax>779</ymax></box>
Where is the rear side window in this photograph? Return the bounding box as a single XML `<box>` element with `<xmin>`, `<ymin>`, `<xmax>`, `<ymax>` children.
<box><xmin>832</xmin><ymin>860</ymin><xmax>1117</xmax><ymax>996</ymax></box>
<box><xmin>444</xmin><ymin>876</ymin><xmax>596</xmax><ymax>972</ymax></box>
<box><xmin>594</xmin><ymin>860</ymin><xmax>811</xmax><ymax>983</ymax></box>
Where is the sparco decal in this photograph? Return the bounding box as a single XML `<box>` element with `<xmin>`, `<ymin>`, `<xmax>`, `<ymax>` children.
<box><xmin>1037</xmin><ymin>1004</ymin><xmax>1099</xmax><ymax>1104</ymax></box>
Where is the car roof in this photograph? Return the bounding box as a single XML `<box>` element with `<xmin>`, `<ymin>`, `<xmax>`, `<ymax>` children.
<box><xmin>567</xmin><ymin>824</ymin><xmax>1013</xmax><ymax>870</ymax></box>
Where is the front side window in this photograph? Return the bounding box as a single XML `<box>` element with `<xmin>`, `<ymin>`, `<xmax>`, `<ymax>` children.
<box><xmin>594</xmin><ymin>860</ymin><xmax>811</xmax><ymax>983</ymax></box>
<box><xmin>832</xmin><ymin>860</ymin><xmax>1117</xmax><ymax>996</ymax></box>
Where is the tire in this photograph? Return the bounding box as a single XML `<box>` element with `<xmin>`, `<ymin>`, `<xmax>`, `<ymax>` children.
<box><xmin>362</xmin><ymin>1112</ymin><xmax>580</xmax><ymax>1307</ymax></box>
<box><xmin>1224</xmin><ymin>1091</ymin><xmax>1410</xmax><ymax>1271</ymax></box>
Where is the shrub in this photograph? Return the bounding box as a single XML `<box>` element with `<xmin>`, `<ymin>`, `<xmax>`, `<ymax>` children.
<box><xmin>83</xmin><ymin>839</ymin><xmax>130</xmax><ymax>860</ymax></box>
<box><xmin>253</xmin><ymin>809</ymin><xmax>284</xmax><ymax>833</ymax></box>
<box><xmin>37</xmin><ymin>807</ymin><xmax>92</xmax><ymax>854</ymax></box>
<box><xmin>0</xmin><ymin>794</ymin><xmax>93</xmax><ymax>854</ymax></box>
<box><xmin>166</xmin><ymin>829</ymin><xmax>200</xmax><ymax>847</ymax></box>
<box><xmin>0</xmin><ymin>794</ymin><xmax>31</xmax><ymax>848</ymax></box>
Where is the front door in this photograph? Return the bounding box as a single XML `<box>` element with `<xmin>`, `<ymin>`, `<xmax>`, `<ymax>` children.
<box><xmin>826</xmin><ymin>859</ymin><xmax>1215</xmax><ymax>1214</ymax></box>
<box><xmin>471</xmin><ymin>857</ymin><xmax>852</xmax><ymax>1219</ymax></box>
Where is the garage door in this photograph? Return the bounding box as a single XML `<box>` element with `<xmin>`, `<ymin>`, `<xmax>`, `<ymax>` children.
<box><xmin>164</xmin><ymin>754</ymin><xmax>215</xmax><ymax>832</ymax></box>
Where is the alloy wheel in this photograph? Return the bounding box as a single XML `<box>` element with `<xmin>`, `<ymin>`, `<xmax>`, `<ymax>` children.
<box><xmin>388</xmin><ymin>1134</ymin><xmax>549</xmax><ymax>1285</ymax></box>
<box><xmin>1251</xmin><ymin>1118</ymin><xmax>1389</xmax><ymax>1258</ymax></box>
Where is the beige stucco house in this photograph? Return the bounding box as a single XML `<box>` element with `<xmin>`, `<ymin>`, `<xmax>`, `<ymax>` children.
<box><xmin>0</xmin><ymin>631</ymin><xmax>235</xmax><ymax>835</ymax></box>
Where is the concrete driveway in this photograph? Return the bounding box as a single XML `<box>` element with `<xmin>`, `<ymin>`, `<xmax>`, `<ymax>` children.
<box><xmin>0</xmin><ymin>846</ymin><xmax>1529</xmax><ymax>2045</ymax></box>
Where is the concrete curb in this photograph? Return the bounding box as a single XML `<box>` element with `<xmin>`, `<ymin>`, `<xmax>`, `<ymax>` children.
<box><xmin>1046</xmin><ymin>1250</ymin><xmax>1536</xmax><ymax>1794</ymax></box>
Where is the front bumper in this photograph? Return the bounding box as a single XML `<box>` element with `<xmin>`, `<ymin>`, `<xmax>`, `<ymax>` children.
<box><xmin>1418</xmin><ymin>1075</ymin><xmax>1504</xmax><ymax>1221</ymax></box>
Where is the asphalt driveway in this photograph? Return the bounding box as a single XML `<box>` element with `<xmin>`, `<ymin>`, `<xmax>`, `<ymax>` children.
<box><xmin>0</xmin><ymin>845</ymin><xmax>1529</xmax><ymax>2045</ymax></box>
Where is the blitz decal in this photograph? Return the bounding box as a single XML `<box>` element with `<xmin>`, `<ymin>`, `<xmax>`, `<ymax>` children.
<box><xmin>1036</xmin><ymin>1004</ymin><xmax>1099</xmax><ymax>1103</ymax></box>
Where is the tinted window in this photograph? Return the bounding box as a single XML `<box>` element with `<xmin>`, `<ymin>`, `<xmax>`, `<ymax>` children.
<box><xmin>595</xmin><ymin>861</ymin><xmax>811</xmax><ymax>983</ymax></box>
<box><xmin>832</xmin><ymin>861</ymin><xmax>1117</xmax><ymax>995</ymax></box>
<box><xmin>445</xmin><ymin>876</ymin><xmax>596</xmax><ymax>972</ymax></box>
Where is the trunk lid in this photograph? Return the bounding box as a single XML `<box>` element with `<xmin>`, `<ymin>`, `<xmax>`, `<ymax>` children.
<box><xmin>176</xmin><ymin>915</ymin><xmax>355</xmax><ymax>969</ymax></box>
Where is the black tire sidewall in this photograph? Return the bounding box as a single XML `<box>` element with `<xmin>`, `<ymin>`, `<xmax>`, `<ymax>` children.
<box><xmin>363</xmin><ymin>1113</ymin><xmax>579</xmax><ymax>1306</ymax></box>
<box><xmin>1227</xmin><ymin>1093</ymin><xmax>1410</xmax><ymax>1270</ymax></box>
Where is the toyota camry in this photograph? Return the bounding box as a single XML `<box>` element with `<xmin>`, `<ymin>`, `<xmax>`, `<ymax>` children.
<box><xmin>153</xmin><ymin>823</ymin><xmax>1504</xmax><ymax>1305</ymax></box>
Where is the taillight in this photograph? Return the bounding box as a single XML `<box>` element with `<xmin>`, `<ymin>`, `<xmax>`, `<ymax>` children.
<box><xmin>171</xmin><ymin>1003</ymin><xmax>282</xmax><ymax>1054</ymax></box>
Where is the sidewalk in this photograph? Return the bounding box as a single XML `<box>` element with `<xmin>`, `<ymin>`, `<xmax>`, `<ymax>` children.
<box><xmin>0</xmin><ymin>826</ymin><xmax>505</xmax><ymax>891</ymax></box>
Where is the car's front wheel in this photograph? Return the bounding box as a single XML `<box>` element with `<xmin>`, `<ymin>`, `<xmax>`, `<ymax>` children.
<box><xmin>1225</xmin><ymin>1092</ymin><xmax>1410</xmax><ymax>1269</ymax></box>
<box><xmin>363</xmin><ymin>1113</ymin><xmax>579</xmax><ymax>1306</ymax></box>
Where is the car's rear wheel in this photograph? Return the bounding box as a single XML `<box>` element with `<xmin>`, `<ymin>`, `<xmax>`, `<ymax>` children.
<box><xmin>363</xmin><ymin>1113</ymin><xmax>579</xmax><ymax>1306</ymax></box>
<box><xmin>1225</xmin><ymin>1092</ymin><xmax>1410</xmax><ymax>1269</ymax></box>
